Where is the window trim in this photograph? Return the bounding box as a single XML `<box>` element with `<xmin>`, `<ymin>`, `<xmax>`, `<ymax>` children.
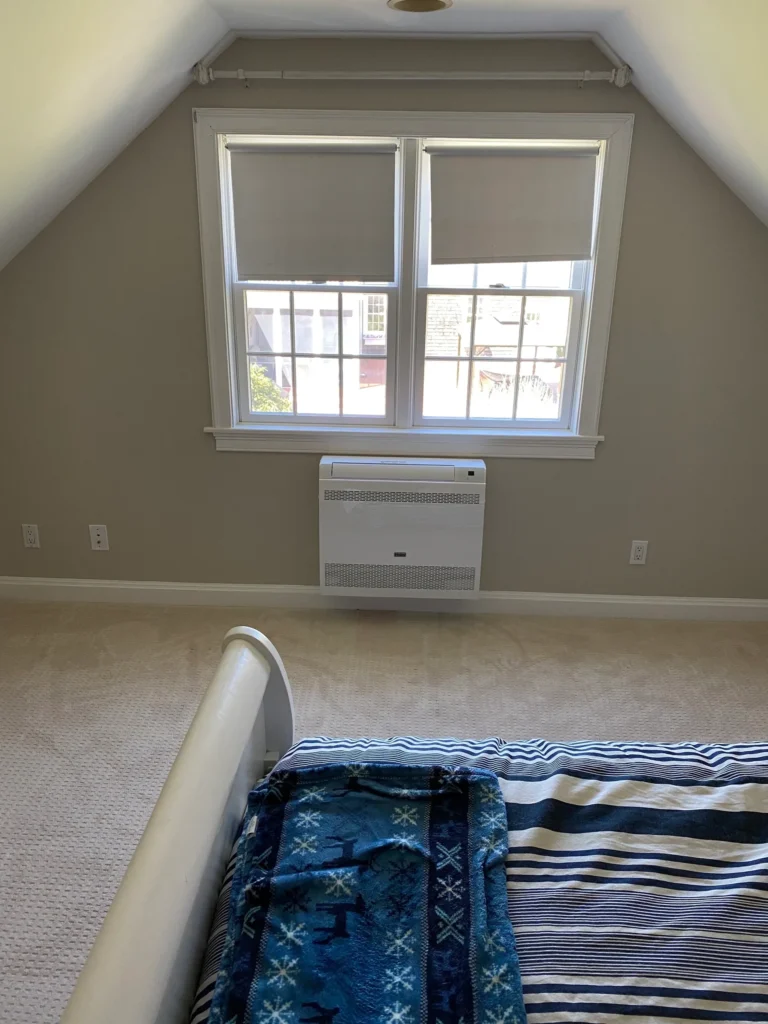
<box><xmin>194</xmin><ymin>108</ymin><xmax>634</xmax><ymax>459</ymax></box>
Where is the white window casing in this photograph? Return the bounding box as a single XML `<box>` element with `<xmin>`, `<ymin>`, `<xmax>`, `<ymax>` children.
<box><xmin>194</xmin><ymin>109</ymin><xmax>634</xmax><ymax>459</ymax></box>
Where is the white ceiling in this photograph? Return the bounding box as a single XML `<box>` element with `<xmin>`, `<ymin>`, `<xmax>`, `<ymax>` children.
<box><xmin>2</xmin><ymin>0</ymin><xmax>767</xmax><ymax>270</ymax></box>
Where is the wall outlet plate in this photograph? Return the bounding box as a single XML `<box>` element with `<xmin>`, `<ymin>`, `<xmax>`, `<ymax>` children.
<box><xmin>22</xmin><ymin>524</ymin><xmax>40</xmax><ymax>548</ymax></box>
<box><xmin>630</xmin><ymin>540</ymin><xmax>648</xmax><ymax>565</ymax></box>
<box><xmin>89</xmin><ymin>524</ymin><xmax>109</xmax><ymax>551</ymax></box>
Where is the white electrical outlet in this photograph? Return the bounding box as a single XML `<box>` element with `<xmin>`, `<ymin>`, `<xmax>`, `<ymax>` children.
<box><xmin>630</xmin><ymin>540</ymin><xmax>648</xmax><ymax>565</ymax></box>
<box><xmin>89</xmin><ymin>524</ymin><xmax>109</xmax><ymax>551</ymax></box>
<box><xmin>22</xmin><ymin>524</ymin><xmax>40</xmax><ymax>549</ymax></box>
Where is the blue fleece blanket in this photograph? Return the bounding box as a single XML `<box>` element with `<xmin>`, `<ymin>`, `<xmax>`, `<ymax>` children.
<box><xmin>208</xmin><ymin>763</ymin><xmax>527</xmax><ymax>1024</ymax></box>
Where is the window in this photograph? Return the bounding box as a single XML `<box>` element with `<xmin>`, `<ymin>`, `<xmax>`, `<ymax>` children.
<box><xmin>195</xmin><ymin>110</ymin><xmax>633</xmax><ymax>458</ymax></box>
<box><xmin>366</xmin><ymin>295</ymin><xmax>387</xmax><ymax>338</ymax></box>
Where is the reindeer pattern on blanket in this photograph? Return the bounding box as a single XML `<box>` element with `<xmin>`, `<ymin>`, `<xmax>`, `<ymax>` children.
<box><xmin>208</xmin><ymin>763</ymin><xmax>527</xmax><ymax>1024</ymax></box>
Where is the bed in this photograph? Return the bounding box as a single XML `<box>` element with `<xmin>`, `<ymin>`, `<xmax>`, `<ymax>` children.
<box><xmin>62</xmin><ymin>629</ymin><xmax>768</xmax><ymax>1024</ymax></box>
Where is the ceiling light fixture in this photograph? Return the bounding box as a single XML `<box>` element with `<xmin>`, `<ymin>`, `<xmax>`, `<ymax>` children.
<box><xmin>387</xmin><ymin>0</ymin><xmax>453</xmax><ymax>12</ymax></box>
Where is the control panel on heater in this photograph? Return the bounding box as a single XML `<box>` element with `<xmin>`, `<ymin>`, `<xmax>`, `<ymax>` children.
<box><xmin>319</xmin><ymin>456</ymin><xmax>486</xmax><ymax>599</ymax></box>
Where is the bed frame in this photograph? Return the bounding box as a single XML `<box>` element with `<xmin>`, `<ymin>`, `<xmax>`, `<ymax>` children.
<box><xmin>61</xmin><ymin>627</ymin><xmax>295</xmax><ymax>1024</ymax></box>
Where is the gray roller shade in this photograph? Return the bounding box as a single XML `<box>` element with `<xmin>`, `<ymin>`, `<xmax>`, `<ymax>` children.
<box><xmin>429</xmin><ymin>147</ymin><xmax>598</xmax><ymax>264</ymax></box>
<box><xmin>229</xmin><ymin>144</ymin><xmax>397</xmax><ymax>282</ymax></box>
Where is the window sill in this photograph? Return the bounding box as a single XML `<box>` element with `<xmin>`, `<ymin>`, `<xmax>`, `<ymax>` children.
<box><xmin>205</xmin><ymin>426</ymin><xmax>602</xmax><ymax>459</ymax></box>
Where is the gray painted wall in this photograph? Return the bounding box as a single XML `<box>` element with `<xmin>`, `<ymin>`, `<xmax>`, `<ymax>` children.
<box><xmin>1</xmin><ymin>38</ymin><xmax>767</xmax><ymax>597</ymax></box>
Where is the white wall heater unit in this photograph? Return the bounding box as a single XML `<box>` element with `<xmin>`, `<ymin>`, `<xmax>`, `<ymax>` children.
<box><xmin>319</xmin><ymin>456</ymin><xmax>486</xmax><ymax>599</ymax></box>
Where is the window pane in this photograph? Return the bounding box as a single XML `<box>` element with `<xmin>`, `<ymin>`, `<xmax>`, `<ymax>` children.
<box><xmin>295</xmin><ymin>357</ymin><xmax>340</xmax><ymax>414</ymax></box>
<box><xmin>248</xmin><ymin>355</ymin><xmax>292</xmax><ymax>413</ymax></box>
<box><xmin>343</xmin><ymin>358</ymin><xmax>387</xmax><ymax>416</ymax></box>
<box><xmin>524</xmin><ymin>261</ymin><xmax>573</xmax><ymax>288</ymax></box>
<box><xmin>521</xmin><ymin>346</ymin><xmax>563</xmax><ymax>360</ymax></box>
<box><xmin>470</xmin><ymin>362</ymin><xmax>517</xmax><ymax>419</ymax></box>
<box><xmin>245</xmin><ymin>291</ymin><xmax>291</xmax><ymax>353</ymax></box>
<box><xmin>516</xmin><ymin>361</ymin><xmax>564</xmax><ymax>420</ymax></box>
<box><xmin>425</xmin><ymin>295</ymin><xmax>473</xmax><ymax>357</ymax></box>
<box><xmin>522</xmin><ymin>295</ymin><xmax>572</xmax><ymax>356</ymax></box>
<box><xmin>342</xmin><ymin>293</ymin><xmax>388</xmax><ymax>355</ymax></box>
<box><xmin>293</xmin><ymin>292</ymin><xmax>339</xmax><ymax>354</ymax></box>
<box><xmin>427</xmin><ymin>263</ymin><xmax>525</xmax><ymax>288</ymax></box>
<box><xmin>474</xmin><ymin>295</ymin><xmax>522</xmax><ymax>358</ymax></box>
<box><xmin>475</xmin><ymin>263</ymin><xmax>525</xmax><ymax>288</ymax></box>
<box><xmin>422</xmin><ymin>360</ymin><xmax>469</xmax><ymax>418</ymax></box>
<box><xmin>428</xmin><ymin>264</ymin><xmax>475</xmax><ymax>288</ymax></box>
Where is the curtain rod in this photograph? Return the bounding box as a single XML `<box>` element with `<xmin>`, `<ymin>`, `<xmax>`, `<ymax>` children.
<box><xmin>193</xmin><ymin>65</ymin><xmax>633</xmax><ymax>87</ymax></box>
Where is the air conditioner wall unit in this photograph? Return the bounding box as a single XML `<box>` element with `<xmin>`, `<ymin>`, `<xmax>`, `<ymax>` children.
<box><xmin>319</xmin><ymin>456</ymin><xmax>486</xmax><ymax>599</ymax></box>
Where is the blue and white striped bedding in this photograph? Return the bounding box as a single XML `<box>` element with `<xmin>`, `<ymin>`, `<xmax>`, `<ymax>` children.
<box><xmin>191</xmin><ymin>737</ymin><xmax>768</xmax><ymax>1024</ymax></box>
<box><xmin>276</xmin><ymin>738</ymin><xmax>768</xmax><ymax>1024</ymax></box>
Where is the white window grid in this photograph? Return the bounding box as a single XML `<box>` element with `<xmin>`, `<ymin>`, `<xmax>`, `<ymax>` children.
<box><xmin>412</xmin><ymin>262</ymin><xmax>587</xmax><ymax>430</ymax></box>
<box><xmin>233</xmin><ymin>283</ymin><xmax>398</xmax><ymax>425</ymax></box>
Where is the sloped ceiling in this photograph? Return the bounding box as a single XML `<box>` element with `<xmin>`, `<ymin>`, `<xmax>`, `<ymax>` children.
<box><xmin>0</xmin><ymin>0</ymin><xmax>226</xmax><ymax>271</ymax></box>
<box><xmin>2</xmin><ymin>0</ymin><xmax>767</xmax><ymax>271</ymax></box>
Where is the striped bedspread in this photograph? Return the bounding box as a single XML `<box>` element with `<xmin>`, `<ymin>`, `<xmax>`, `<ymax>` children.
<box><xmin>276</xmin><ymin>738</ymin><xmax>768</xmax><ymax>1024</ymax></box>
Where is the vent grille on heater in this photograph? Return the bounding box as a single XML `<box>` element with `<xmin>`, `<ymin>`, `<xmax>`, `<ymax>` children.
<box><xmin>324</xmin><ymin>490</ymin><xmax>480</xmax><ymax>505</ymax></box>
<box><xmin>324</xmin><ymin>563</ymin><xmax>476</xmax><ymax>591</ymax></box>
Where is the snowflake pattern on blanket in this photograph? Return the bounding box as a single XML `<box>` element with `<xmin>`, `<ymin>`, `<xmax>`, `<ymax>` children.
<box><xmin>208</xmin><ymin>763</ymin><xmax>527</xmax><ymax>1024</ymax></box>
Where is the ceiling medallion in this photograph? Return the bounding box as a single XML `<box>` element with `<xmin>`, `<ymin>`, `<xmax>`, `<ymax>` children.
<box><xmin>387</xmin><ymin>0</ymin><xmax>454</xmax><ymax>12</ymax></box>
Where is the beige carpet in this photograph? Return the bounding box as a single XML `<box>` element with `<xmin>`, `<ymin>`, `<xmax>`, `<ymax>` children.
<box><xmin>1</xmin><ymin>601</ymin><xmax>767</xmax><ymax>1024</ymax></box>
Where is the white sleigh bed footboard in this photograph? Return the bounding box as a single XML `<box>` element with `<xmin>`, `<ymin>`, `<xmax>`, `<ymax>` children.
<box><xmin>62</xmin><ymin>627</ymin><xmax>295</xmax><ymax>1024</ymax></box>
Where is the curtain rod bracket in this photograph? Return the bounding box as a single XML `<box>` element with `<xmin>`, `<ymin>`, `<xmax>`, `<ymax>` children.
<box><xmin>193</xmin><ymin>62</ymin><xmax>211</xmax><ymax>86</ymax></box>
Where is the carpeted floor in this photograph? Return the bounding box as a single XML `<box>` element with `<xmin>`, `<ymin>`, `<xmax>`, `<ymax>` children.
<box><xmin>1</xmin><ymin>601</ymin><xmax>767</xmax><ymax>1024</ymax></box>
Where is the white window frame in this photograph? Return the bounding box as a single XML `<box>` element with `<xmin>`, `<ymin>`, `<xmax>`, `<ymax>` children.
<box><xmin>194</xmin><ymin>108</ymin><xmax>633</xmax><ymax>459</ymax></box>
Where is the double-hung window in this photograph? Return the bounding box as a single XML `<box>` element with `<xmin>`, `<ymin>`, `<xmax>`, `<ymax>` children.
<box><xmin>195</xmin><ymin>110</ymin><xmax>633</xmax><ymax>458</ymax></box>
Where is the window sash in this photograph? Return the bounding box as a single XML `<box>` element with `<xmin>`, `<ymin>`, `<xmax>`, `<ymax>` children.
<box><xmin>232</xmin><ymin>282</ymin><xmax>398</xmax><ymax>425</ymax></box>
<box><xmin>412</xmin><ymin>288</ymin><xmax>584</xmax><ymax>430</ymax></box>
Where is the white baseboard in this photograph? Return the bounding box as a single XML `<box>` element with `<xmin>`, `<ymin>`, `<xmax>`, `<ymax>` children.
<box><xmin>1</xmin><ymin>575</ymin><xmax>767</xmax><ymax>620</ymax></box>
